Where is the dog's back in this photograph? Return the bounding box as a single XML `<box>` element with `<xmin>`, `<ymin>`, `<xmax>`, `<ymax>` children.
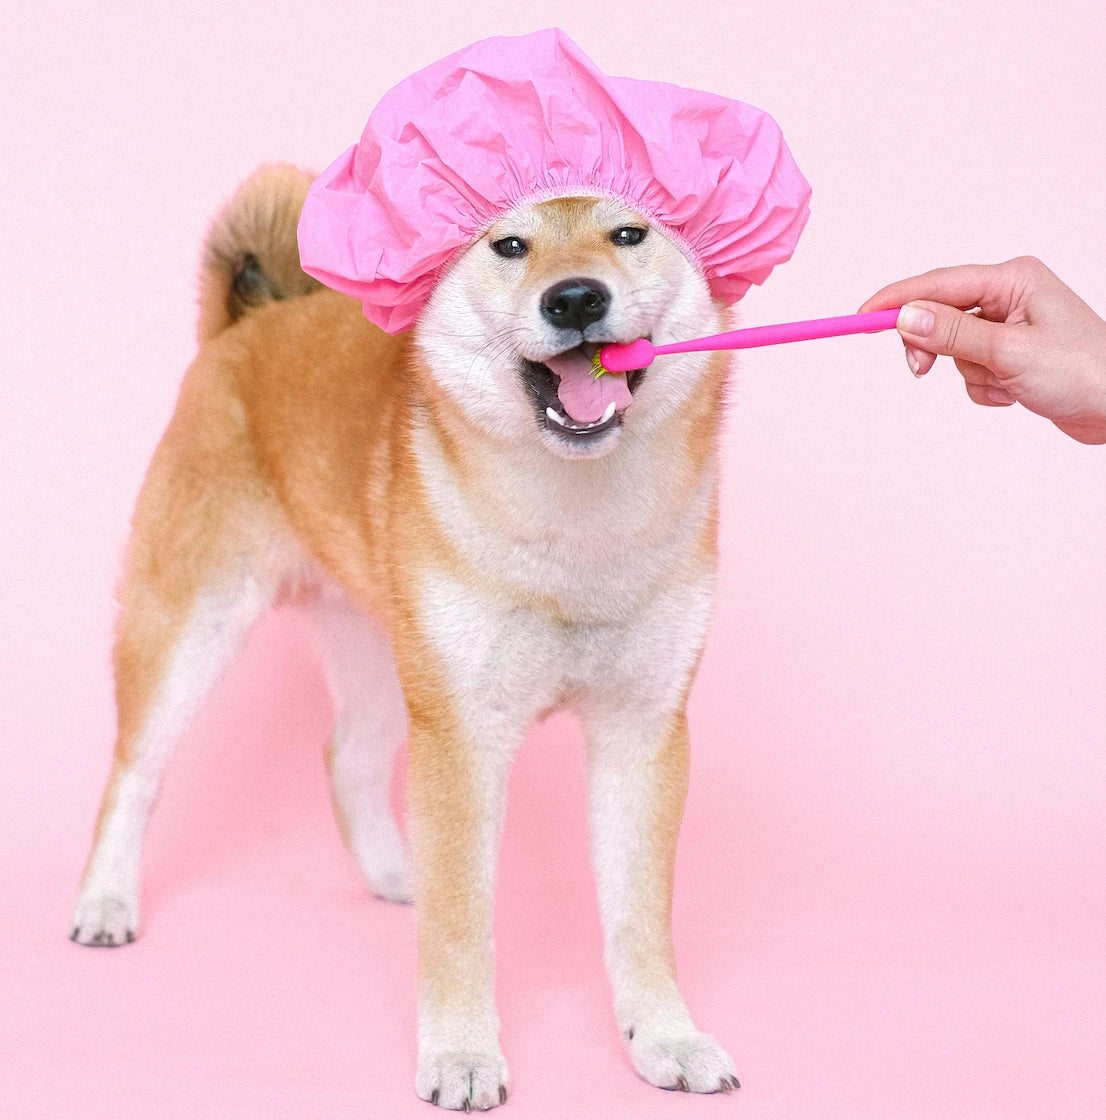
<box><xmin>181</xmin><ymin>167</ymin><xmax>412</xmax><ymax>619</ymax></box>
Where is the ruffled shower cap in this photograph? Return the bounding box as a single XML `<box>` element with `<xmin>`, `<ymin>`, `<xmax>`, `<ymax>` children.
<box><xmin>298</xmin><ymin>28</ymin><xmax>811</xmax><ymax>334</ymax></box>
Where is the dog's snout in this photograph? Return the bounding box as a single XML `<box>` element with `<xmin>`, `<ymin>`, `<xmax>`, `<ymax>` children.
<box><xmin>540</xmin><ymin>277</ymin><xmax>611</xmax><ymax>331</ymax></box>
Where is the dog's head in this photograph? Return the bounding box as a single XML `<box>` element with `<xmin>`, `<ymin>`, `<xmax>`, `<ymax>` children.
<box><xmin>415</xmin><ymin>195</ymin><xmax>722</xmax><ymax>460</ymax></box>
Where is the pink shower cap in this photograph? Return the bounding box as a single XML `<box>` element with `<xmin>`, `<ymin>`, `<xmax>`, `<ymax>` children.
<box><xmin>298</xmin><ymin>28</ymin><xmax>812</xmax><ymax>334</ymax></box>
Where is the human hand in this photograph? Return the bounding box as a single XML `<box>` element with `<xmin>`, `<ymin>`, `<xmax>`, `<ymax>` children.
<box><xmin>860</xmin><ymin>257</ymin><xmax>1106</xmax><ymax>445</ymax></box>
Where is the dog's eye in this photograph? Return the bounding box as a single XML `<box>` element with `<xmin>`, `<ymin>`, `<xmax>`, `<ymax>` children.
<box><xmin>491</xmin><ymin>236</ymin><xmax>528</xmax><ymax>259</ymax></box>
<box><xmin>611</xmin><ymin>226</ymin><xmax>647</xmax><ymax>247</ymax></box>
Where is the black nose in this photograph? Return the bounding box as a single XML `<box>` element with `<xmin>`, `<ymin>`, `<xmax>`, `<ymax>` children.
<box><xmin>540</xmin><ymin>277</ymin><xmax>611</xmax><ymax>332</ymax></box>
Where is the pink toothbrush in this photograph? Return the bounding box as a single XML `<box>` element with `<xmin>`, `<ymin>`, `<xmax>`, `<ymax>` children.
<box><xmin>596</xmin><ymin>308</ymin><xmax>902</xmax><ymax>374</ymax></box>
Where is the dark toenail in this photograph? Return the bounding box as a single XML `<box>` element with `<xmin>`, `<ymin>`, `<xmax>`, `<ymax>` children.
<box><xmin>627</xmin><ymin>1026</ymin><xmax>634</xmax><ymax>1040</ymax></box>
<box><xmin>70</xmin><ymin>927</ymin><xmax>79</xmax><ymax>941</ymax></box>
<box><xmin>498</xmin><ymin>1085</ymin><xmax>507</xmax><ymax>1104</ymax></box>
<box><xmin>462</xmin><ymin>1099</ymin><xmax>471</xmax><ymax>1112</ymax></box>
<box><xmin>126</xmin><ymin>930</ymin><xmax>135</xmax><ymax>943</ymax></box>
<box><xmin>677</xmin><ymin>1075</ymin><xmax>689</xmax><ymax>1091</ymax></box>
<box><xmin>431</xmin><ymin>1090</ymin><xmax>439</xmax><ymax>1105</ymax></box>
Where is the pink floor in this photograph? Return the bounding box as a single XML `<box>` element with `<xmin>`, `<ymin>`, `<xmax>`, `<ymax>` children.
<box><xmin>6</xmin><ymin>600</ymin><xmax>1105</xmax><ymax>1119</ymax></box>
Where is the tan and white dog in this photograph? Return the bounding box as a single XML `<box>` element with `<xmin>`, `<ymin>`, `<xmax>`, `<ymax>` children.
<box><xmin>72</xmin><ymin>165</ymin><xmax>739</xmax><ymax>1109</ymax></box>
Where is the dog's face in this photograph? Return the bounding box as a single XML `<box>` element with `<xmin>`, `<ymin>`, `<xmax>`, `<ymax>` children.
<box><xmin>416</xmin><ymin>195</ymin><xmax>721</xmax><ymax>460</ymax></box>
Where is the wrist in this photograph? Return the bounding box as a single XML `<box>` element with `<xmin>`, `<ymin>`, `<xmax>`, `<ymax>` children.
<box><xmin>1059</xmin><ymin>322</ymin><xmax>1106</xmax><ymax>444</ymax></box>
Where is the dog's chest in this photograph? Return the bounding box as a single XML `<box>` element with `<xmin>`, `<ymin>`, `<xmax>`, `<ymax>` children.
<box><xmin>413</xmin><ymin>424</ymin><xmax>716</xmax><ymax>621</ymax></box>
<box><xmin>416</xmin><ymin>556</ymin><xmax>715</xmax><ymax>731</ymax></box>
<box><xmin>410</xmin><ymin>427</ymin><xmax>718</xmax><ymax>720</ymax></box>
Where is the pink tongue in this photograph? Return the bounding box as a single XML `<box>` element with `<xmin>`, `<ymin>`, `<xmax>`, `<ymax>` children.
<box><xmin>544</xmin><ymin>349</ymin><xmax>633</xmax><ymax>423</ymax></box>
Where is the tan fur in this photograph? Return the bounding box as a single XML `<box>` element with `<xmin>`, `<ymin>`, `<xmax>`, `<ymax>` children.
<box><xmin>515</xmin><ymin>197</ymin><xmax>630</xmax><ymax>292</ymax></box>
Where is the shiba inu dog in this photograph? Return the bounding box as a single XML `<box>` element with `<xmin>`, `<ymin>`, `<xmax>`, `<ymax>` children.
<box><xmin>72</xmin><ymin>164</ymin><xmax>740</xmax><ymax>1109</ymax></box>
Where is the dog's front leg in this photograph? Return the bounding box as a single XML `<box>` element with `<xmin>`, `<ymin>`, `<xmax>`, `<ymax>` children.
<box><xmin>583</xmin><ymin>702</ymin><xmax>740</xmax><ymax>1095</ymax></box>
<box><xmin>400</xmin><ymin>578</ymin><xmax>551</xmax><ymax>1111</ymax></box>
<box><xmin>407</xmin><ymin>708</ymin><xmax>513</xmax><ymax>1111</ymax></box>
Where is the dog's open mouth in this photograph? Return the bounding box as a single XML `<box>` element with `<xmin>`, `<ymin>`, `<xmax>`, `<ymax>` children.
<box><xmin>521</xmin><ymin>343</ymin><xmax>647</xmax><ymax>440</ymax></box>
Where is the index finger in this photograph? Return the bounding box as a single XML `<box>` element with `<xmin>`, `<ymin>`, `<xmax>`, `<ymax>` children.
<box><xmin>857</xmin><ymin>264</ymin><xmax>1002</xmax><ymax>314</ymax></box>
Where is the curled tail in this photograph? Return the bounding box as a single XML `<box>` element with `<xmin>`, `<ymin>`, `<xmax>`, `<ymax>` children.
<box><xmin>196</xmin><ymin>164</ymin><xmax>323</xmax><ymax>343</ymax></box>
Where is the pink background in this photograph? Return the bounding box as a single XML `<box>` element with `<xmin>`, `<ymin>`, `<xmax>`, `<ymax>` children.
<box><xmin>3</xmin><ymin>2</ymin><xmax>1105</xmax><ymax>1117</ymax></box>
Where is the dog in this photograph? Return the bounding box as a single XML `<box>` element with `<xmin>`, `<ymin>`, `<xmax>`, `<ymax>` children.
<box><xmin>71</xmin><ymin>164</ymin><xmax>740</xmax><ymax>1109</ymax></box>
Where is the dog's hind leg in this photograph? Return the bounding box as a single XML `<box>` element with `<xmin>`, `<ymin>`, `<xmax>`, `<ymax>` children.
<box><xmin>306</xmin><ymin>593</ymin><xmax>411</xmax><ymax>903</ymax></box>
<box><xmin>71</xmin><ymin>366</ymin><xmax>284</xmax><ymax>946</ymax></box>
<box><xmin>71</xmin><ymin>572</ymin><xmax>270</xmax><ymax>946</ymax></box>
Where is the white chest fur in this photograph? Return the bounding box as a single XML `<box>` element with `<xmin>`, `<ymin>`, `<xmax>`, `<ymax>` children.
<box><xmin>411</xmin><ymin>415</ymin><xmax>718</xmax><ymax>727</ymax></box>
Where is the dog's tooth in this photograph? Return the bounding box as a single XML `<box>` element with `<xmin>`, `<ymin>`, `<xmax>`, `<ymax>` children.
<box><xmin>600</xmin><ymin>401</ymin><xmax>616</xmax><ymax>424</ymax></box>
<box><xmin>545</xmin><ymin>406</ymin><xmax>568</xmax><ymax>428</ymax></box>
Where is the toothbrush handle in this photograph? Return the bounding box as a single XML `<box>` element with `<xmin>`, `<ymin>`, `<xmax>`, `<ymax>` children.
<box><xmin>653</xmin><ymin>308</ymin><xmax>902</xmax><ymax>356</ymax></box>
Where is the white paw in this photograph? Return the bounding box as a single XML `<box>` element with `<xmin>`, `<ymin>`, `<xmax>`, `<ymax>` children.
<box><xmin>70</xmin><ymin>894</ymin><xmax>138</xmax><ymax>947</ymax></box>
<box><xmin>355</xmin><ymin>842</ymin><xmax>413</xmax><ymax>904</ymax></box>
<box><xmin>415</xmin><ymin>1049</ymin><xmax>510</xmax><ymax>1111</ymax></box>
<box><xmin>364</xmin><ymin>859</ymin><xmax>413</xmax><ymax>905</ymax></box>
<box><xmin>628</xmin><ymin>1028</ymin><xmax>740</xmax><ymax>1094</ymax></box>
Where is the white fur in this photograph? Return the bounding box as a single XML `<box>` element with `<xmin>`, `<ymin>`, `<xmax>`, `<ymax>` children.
<box><xmin>408</xmin><ymin>396</ymin><xmax>719</xmax><ymax>625</ymax></box>
<box><xmin>415</xmin><ymin>1041</ymin><xmax>509</xmax><ymax>1112</ymax></box>
<box><xmin>577</xmin><ymin>574</ymin><xmax>739</xmax><ymax>1092</ymax></box>
<box><xmin>306</xmin><ymin>593</ymin><xmax>411</xmax><ymax>903</ymax></box>
<box><xmin>407</xmin><ymin>568</ymin><xmax>532</xmax><ymax>1107</ymax></box>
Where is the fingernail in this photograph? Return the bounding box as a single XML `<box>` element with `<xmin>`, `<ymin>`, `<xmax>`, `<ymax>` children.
<box><xmin>904</xmin><ymin>345</ymin><xmax>926</xmax><ymax>377</ymax></box>
<box><xmin>987</xmin><ymin>388</ymin><xmax>1015</xmax><ymax>405</ymax></box>
<box><xmin>898</xmin><ymin>304</ymin><xmax>935</xmax><ymax>336</ymax></box>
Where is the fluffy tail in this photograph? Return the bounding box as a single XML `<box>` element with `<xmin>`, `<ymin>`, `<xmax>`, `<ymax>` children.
<box><xmin>196</xmin><ymin>164</ymin><xmax>324</xmax><ymax>343</ymax></box>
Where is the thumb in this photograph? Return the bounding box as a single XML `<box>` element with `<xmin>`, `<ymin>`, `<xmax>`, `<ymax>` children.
<box><xmin>897</xmin><ymin>301</ymin><xmax>1002</xmax><ymax>366</ymax></box>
